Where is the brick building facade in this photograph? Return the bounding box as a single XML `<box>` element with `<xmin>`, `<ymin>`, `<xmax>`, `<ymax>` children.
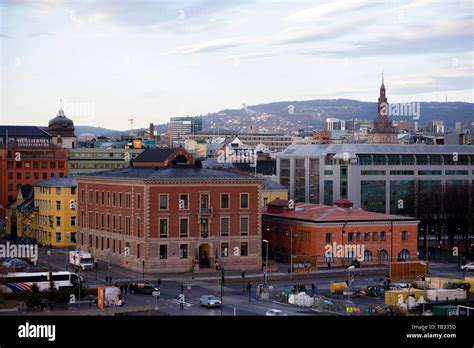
<box><xmin>262</xmin><ymin>199</ymin><xmax>419</xmax><ymax>269</ymax></box>
<box><xmin>76</xmin><ymin>165</ymin><xmax>263</xmax><ymax>273</ymax></box>
<box><xmin>0</xmin><ymin>126</ymin><xmax>68</xmax><ymax>216</ymax></box>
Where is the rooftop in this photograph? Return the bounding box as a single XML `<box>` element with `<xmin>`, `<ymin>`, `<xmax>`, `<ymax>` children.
<box><xmin>0</xmin><ymin>126</ymin><xmax>51</xmax><ymax>138</ymax></box>
<box><xmin>278</xmin><ymin>144</ymin><xmax>474</xmax><ymax>157</ymax></box>
<box><xmin>35</xmin><ymin>176</ymin><xmax>77</xmax><ymax>188</ymax></box>
<box><xmin>133</xmin><ymin>147</ymin><xmax>179</xmax><ymax>162</ymax></box>
<box><xmin>77</xmin><ymin>166</ymin><xmax>263</xmax><ymax>181</ymax></box>
<box><xmin>261</xmin><ymin>178</ymin><xmax>287</xmax><ymax>191</ymax></box>
<box><xmin>263</xmin><ymin>201</ymin><xmax>416</xmax><ymax>223</ymax></box>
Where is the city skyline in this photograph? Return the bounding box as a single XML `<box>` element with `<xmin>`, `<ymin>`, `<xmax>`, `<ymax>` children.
<box><xmin>1</xmin><ymin>0</ymin><xmax>473</xmax><ymax>130</ymax></box>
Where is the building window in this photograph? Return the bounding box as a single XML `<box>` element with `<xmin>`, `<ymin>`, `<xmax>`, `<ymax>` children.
<box><xmin>125</xmin><ymin>217</ymin><xmax>131</xmax><ymax>235</ymax></box>
<box><xmin>71</xmin><ymin>216</ymin><xmax>76</xmax><ymax>226</ymax></box>
<box><xmin>399</xmin><ymin>249</ymin><xmax>410</xmax><ymax>260</ymax></box>
<box><xmin>356</xmin><ymin>232</ymin><xmax>361</xmax><ymax>242</ymax></box>
<box><xmin>95</xmin><ymin>191</ymin><xmax>99</xmax><ymax>204</ymax></box>
<box><xmin>179</xmin><ymin>218</ymin><xmax>188</xmax><ymax>237</ymax></box>
<box><xmin>50</xmin><ymin>162</ymin><xmax>56</xmax><ymax>169</ymax></box>
<box><xmin>220</xmin><ymin>217</ymin><xmax>229</xmax><ymax>236</ymax></box>
<box><xmin>241</xmin><ymin>242</ymin><xmax>248</xmax><ymax>256</ymax></box>
<box><xmin>7</xmin><ymin>172</ymin><xmax>12</xmax><ymax>180</ymax></box>
<box><xmin>56</xmin><ymin>232</ymin><xmax>61</xmax><ymax>243</ymax></box>
<box><xmin>263</xmin><ymin>197</ymin><xmax>268</xmax><ymax>206</ymax></box>
<box><xmin>106</xmin><ymin>214</ymin><xmax>110</xmax><ymax>231</ymax></box>
<box><xmin>348</xmin><ymin>232</ymin><xmax>353</xmax><ymax>242</ymax></box>
<box><xmin>56</xmin><ymin>216</ymin><xmax>61</xmax><ymax>227</ymax></box>
<box><xmin>125</xmin><ymin>193</ymin><xmax>131</xmax><ymax>208</ymax></box>
<box><xmin>136</xmin><ymin>218</ymin><xmax>141</xmax><ymax>237</ymax></box>
<box><xmin>118</xmin><ymin>192</ymin><xmax>122</xmax><ymax>207</ymax></box>
<box><xmin>372</xmin><ymin>232</ymin><xmax>378</xmax><ymax>241</ymax></box>
<box><xmin>240</xmin><ymin>217</ymin><xmax>249</xmax><ymax>236</ymax></box>
<box><xmin>364</xmin><ymin>232</ymin><xmax>370</xmax><ymax>241</ymax></box>
<box><xmin>179</xmin><ymin>194</ymin><xmax>188</xmax><ymax>209</ymax></box>
<box><xmin>402</xmin><ymin>231</ymin><xmax>408</xmax><ymax>241</ymax></box>
<box><xmin>137</xmin><ymin>193</ymin><xmax>141</xmax><ymax>209</ymax></box>
<box><xmin>137</xmin><ymin>244</ymin><xmax>140</xmax><ymax>258</ymax></box>
<box><xmin>200</xmin><ymin>218</ymin><xmax>209</xmax><ymax>238</ymax></box>
<box><xmin>112</xmin><ymin>215</ymin><xmax>116</xmax><ymax>232</ymax></box>
<box><xmin>118</xmin><ymin>216</ymin><xmax>122</xmax><ymax>234</ymax></box>
<box><xmin>364</xmin><ymin>250</ymin><xmax>373</xmax><ymax>261</ymax></box>
<box><xmin>378</xmin><ymin>250</ymin><xmax>389</xmax><ymax>261</ymax></box>
<box><xmin>240</xmin><ymin>193</ymin><xmax>249</xmax><ymax>209</ymax></box>
<box><xmin>200</xmin><ymin>194</ymin><xmax>209</xmax><ymax>209</ymax></box>
<box><xmin>16</xmin><ymin>172</ymin><xmax>22</xmax><ymax>179</ymax></box>
<box><xmin>159</xmin><ymin>219</ymin><xmax>168</xmax><ymax>238</ymax></box>
<box><xmin>25</xmin><ymin>172</ymin><xmax>31</xmax><ymax>179</ymax></box>
<box><xmin>221</xmin><ymin>243</ymin><xmax>229</xmax><ymax>257</ymax></box>
<box><xmin>56</xmin><ymin>201</ymin><xmax>61</xmax><ymax>210</ymax></box>
<box><xmin>160</xmin><ymin>245</ymin><xmax>168</xmax><ymax>259</ymax></box>
<box><xmin>325</xmin><ymin>233</ymin><xmax>332</xmax><ymax>243</ymax></box>
<box><xmin>180</xmin><ymin>244</ymin><xmax>188</xmax><ymax>259</ymax></box>
<box><xmin>221</xmin><ymin>193</ymin><xmax>229</xmax><ymax>209</ymax></box>
<box><xmin>159</xmin><ymin>194</ymin><xmax>168</xmax><ymax>210</ymax></box>
<box><xmin>42</xmin><ymin>173</ymin><xmax>47</xmax><ymax>179</ymax></box>
<box><xmin>380</xmin><ymin>231</ymin><xmax>386</xmax><ymax>241</ymax></box>
<box><xmin>112</xmin><ymin>192</ymin><xmax>116</xmax><ymax>206</ymax></box>
<box><xmin>71</xmin><ymin>187</ymin><xmax>76</xmax><ymax>195</ymax></box>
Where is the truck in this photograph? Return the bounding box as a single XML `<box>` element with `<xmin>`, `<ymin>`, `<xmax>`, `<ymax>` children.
<box><xmin>69</xmin><ymin>251</ymin><xmax>94</xmax><ymax>271</ymax></box>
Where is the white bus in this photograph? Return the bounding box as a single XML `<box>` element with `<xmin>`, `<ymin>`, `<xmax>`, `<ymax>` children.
<box><xmin>0</xmin><ymin>271</ymin><xmax>80</xmax><ymax>293</ymax></box>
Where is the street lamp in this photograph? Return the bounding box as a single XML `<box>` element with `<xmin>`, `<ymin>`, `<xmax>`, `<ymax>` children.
<box><xmin>263</xmin><ymin>239</ymin><xmax>269</xmax><ymax>289</ymax></box>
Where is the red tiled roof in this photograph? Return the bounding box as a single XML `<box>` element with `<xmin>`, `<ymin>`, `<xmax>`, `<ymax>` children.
<box><xmin>263</xmin><ymin>202</ymin><xmax>416</xmax><ymax>222</ymax></box>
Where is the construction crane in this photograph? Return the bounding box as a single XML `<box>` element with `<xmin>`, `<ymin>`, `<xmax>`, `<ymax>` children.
<box><xmin>128</xmin><ymin>116</ymin><xmax>134</xmax><ymax>135</ymax></box>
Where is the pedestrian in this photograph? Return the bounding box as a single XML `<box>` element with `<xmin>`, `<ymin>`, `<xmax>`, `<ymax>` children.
<box><xmin>89</xmin><ymin>295</ymin><xmax>93</xmax><ymax>308</ymax></box>
<box><xmin>110</xmin><ymin>276</ymin><xmax>113</xmax><ymax>283</ymax></box>
<box><xmin>311</xmin><ymin>283</ymin><xmax>316</xmax><ymax>296</ymax></box>
<box><xmin>105</xmin><ymin>276</ymin><xmax>109</xmax><ymax>283</ymax></box>
<box><xmin>124</xmin><ymin>283</ymin><xmax>128</xmax><ymax>295</ymax></box>
<box><xmin>242</xmin><ymin>270</ymin><xmax>246</xmax><ymax>291</ymax></box>
<box><xmin>327</xmin><ymin>261</ymin><xmax>331</xmax><ymax>270</ymax></box>
<box><xmin>120</xmin><ymin>284</ymin><xmax>124</xmax><ymax>295</ymax></box>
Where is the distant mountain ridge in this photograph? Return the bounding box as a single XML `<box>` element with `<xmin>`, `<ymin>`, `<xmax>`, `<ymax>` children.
<box><xmin>75</xmin><ymin>99</ymin><xmax>473</xmax><ymax>135</ymax></box>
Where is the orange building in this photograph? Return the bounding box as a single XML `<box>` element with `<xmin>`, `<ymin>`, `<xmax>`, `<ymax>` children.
<box><xmin>262</xmin><ymin>198</ymin><xmax>418</xmax><ymax>269</ymax></box>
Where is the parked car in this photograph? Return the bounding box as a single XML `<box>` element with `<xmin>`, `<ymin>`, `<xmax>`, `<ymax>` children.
<box><xmin>199</xmin><ymin>295</ymin><xmax>221</xmax><ymax>308</ymax></box>
<box><xmin>129</xmin><ymin>283</ymin><xmax>159</xmax><ymax>295</ymax></box>
<box><xmin>460</xmin><ymin>262</ymin><xmax>474</xmax><ymax>271</ymax></box>
<box><xmin>1</xmin><ymin>258</ymin><xmax>29</xmax><ymax>270</ymax></box>
<box><xmin>265</xmin><ymin>309</ymin><xmax>288</xmax><ymax>316</ymax></box>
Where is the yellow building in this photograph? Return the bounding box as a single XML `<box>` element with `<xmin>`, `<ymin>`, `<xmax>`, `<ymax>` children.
<box><xmin>31</xmin><ymin>177</ymin><xmax>78</xmax><ymax>247</ymax></box>
<box><xmin>5</xmin><ymin>185</ymin><xmax>36</xmax><ymax>241</ymax></box>
<box><xmin>261</xmin><ymin>178</ymin><xmax>288</xmax><ymax>208</ymax></box>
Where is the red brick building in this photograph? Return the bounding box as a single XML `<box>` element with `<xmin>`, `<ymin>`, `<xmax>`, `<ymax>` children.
<box><xmin>0</xmin><ymin>126</ymin><xmax>68</xmax><ymax>216</ymax></box>
<box><xmin>262</xmin><ymin>199</ymin><xmax>419</xmax><ymax>269</ymax></box>
<box><xmin>76</xmin><ymin>162</ymin><xmax>263</xmax><ymax>273</ymax></box>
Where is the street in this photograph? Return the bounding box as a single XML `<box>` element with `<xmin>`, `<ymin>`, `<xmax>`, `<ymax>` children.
<box><xmin>11</xmin><ymin>245</ymin><xmax>470</xmax><ymax>316</ymax></box>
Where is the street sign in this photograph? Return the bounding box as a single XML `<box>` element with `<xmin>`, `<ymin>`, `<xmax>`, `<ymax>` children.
<box><xmin>152</xmin><ymin>291</ymin><xmax>161</xmax><ymax>297</ymax></box>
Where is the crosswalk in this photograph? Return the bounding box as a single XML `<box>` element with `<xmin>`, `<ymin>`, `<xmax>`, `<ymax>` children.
<box><xmin>167</xmin><ymin>295</ymin><xmax>246</xmax><ymax>308</ymax></box>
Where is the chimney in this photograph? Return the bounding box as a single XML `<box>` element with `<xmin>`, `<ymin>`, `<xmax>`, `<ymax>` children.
<box><xmin>334</xmin><ymin>198</ymin><xmax>353</xmax><ymax>209</ymax></box>
<box><xmin>149</xmin><ymin>123</ymin><xmax>155</xmax><ymax>139</ymax></box>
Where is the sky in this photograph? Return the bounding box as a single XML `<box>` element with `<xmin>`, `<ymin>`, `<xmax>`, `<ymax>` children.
<box><xmin>0</xmin><ymin>0</ymin><xmax>473</xmax><ymax>130</ymax></box>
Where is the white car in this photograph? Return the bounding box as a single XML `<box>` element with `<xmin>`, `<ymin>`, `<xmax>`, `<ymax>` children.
<box><xmin>200</xmin><ymin>295</ymin><xmax>221</xmax><ymax>308</ymax></box>
<box><xmin>265</xmin><ymin>309</ymin><xmax>288</xmax><ymax>316</ymax></box>
<box><xmin>461</xmin><ymin>262</ymin><xmax>474</xmax><ymax>271</ymax></box>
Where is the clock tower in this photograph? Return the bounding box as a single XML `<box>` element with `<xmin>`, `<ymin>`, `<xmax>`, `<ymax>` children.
<box><xmin>368</xmin><ymin>74</ymin><xmax>398</xmax><ymax>144</ymax></box>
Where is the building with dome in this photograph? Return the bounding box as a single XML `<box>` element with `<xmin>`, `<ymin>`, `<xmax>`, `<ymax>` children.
<box><xmin>47</xmin><ymin>108</ymin><xmax>77</xmax><ymax>149</ymax></box>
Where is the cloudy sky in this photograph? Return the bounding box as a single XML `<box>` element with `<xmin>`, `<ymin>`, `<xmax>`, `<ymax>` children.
<box><xmin>0</xmin><ymin>0</ymin><xmax>472</xmax><ymax>130</ymax></box>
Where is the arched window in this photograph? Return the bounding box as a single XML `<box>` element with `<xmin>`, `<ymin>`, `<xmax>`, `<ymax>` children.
<box><xmin>378</xmin><ymin>250</ymin><xmax>388</xmax><ymax>261</ymax></box>
<box><xmin>364</xmin><ymin>250</ymin><xmax>373</xmax><ymax>262</ymax></box>
<box><xmin>400</xmin><ymin>249</ymin><xmax>410</xmax><ymax>260</ymax></box>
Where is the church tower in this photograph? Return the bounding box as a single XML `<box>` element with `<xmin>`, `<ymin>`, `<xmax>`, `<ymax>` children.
<box><xmin>368</xmin><ymin>75</ymin><xmax>398</xmax><ymax>144</ymax></box>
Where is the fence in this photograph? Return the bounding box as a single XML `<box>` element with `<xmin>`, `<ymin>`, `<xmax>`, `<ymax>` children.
<box><xmin>267</xmin><ymin>285</ymin><xmax>371</xmax><ymax>316</ymax></box>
